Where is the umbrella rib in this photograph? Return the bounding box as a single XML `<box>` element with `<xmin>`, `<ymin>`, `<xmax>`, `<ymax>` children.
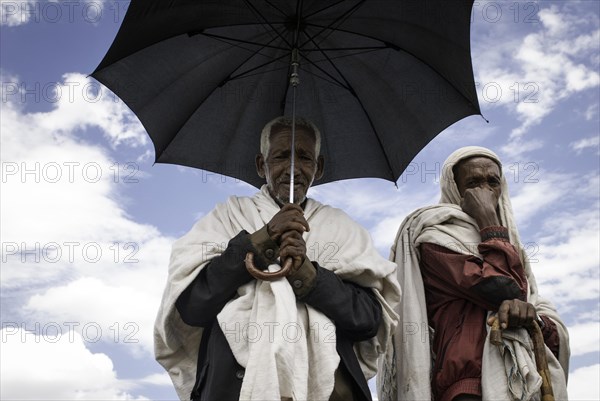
<box><xmin>293</xmin><ymin>0</ymin><xmax>303</xmax><ymax>47</ymax></box>
<box><xmin>279</xmin><ymin>0</ymin><xmax>304</xmax><ymax>120</ymax></box>
<box><xmin>299</xmin><ymin>55</ymin><xmax>350</xmax><ymax>90</ymax></box>
<box><xmin>228</xmin><ymin>53</ymin><xmax>290</xmax><ymax>81</ymax></box>
<box><xmin>227</xmin><ymin>55</ymin><xmax>348</xmax><ymax>89</ymax></box>
<box><xmin>263</xmin><ymin>0</ymin><xmax>288</xmax><ymax>18</ymax></box>
<box><xmin>305</xmin><ymin>23</ymin><xmax>478</xmax><ymax>109</ymax></box>
<box><xmin>304</xmin><ymin>46</ymin><xmax>387</xmax><ymax>51</ymax></box>
<box><xmin>197</xmin><ymin>32</ymin><xmax>288</xmax><ymax>50</ymax></box>
<box><xmin>304</xmin><ymin>23</ymin><xmax>391</xmax><ymax>47</ymax></box>
<box><xmin>230</xmin><ymin>64</ymin><xmax>291</xmax><ymax>81</ymax></box>
<box><xmin>305</xmin><ymin>48</ymin><xmax>384</xmax><ymax>66</ymax></box>
<box><xmin>302</xmin><ymin>32</ymin><xmax>359</xmax><ymax>100</ymax></box>
<box><xmin>243</xmin><ymin>0</ymin><xmax>292</xmax><ymax>48</ymax></box>
<box><xmin>303</xmin><ymin>29</ymin><xmax>396</xmax><ymax>180</ymax></box>
<box><xmin>299</xmin><ymin>66</ymin><xmax>351</xmax><ymax>89</ymax></box>
<box><xmin>157</xmin><ymin>39</ymin><xmax>289</xmax><ymax>157</ymax></box>
<box><xmin>303</xmin><ymin>0</ymin><xmax>351</xmax><ymax>19</ymax></box>
<box><xmin>195</xmin><ymin>32</ymin><xmax>292</xmax><ymax>81</ymax></box>
<box><xmin>299</xmin><ymin>1</ymin><xmax>365</xmax><ymax>50</ymax></box>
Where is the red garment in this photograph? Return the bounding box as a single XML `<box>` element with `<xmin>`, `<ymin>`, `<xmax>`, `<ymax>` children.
<box><xmin>419</xmin><ymin>227</ymin><xmax>559</xmax><ymax>401</ymax></box>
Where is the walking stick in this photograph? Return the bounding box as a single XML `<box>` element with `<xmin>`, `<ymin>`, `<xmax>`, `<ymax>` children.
<box><xmin>490</xmin><ymin>318</ymin><xmax>554</xmax><ymax>401</ymax></box>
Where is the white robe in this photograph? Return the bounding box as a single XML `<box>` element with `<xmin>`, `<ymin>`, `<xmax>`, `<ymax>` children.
<box><xmin>154</xmin><ymin>185</ymin><xmax>401</xmax><ymax>400</ymax></box>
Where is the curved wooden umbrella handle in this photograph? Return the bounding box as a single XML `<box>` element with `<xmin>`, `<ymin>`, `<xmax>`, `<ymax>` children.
<box><xmin>245</xmin><ymin>252</ymin><xmax>293</xmax><ymax>281</ymax></box>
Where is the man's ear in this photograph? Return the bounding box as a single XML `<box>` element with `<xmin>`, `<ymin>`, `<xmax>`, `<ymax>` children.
<box><xmin>315</xmin><ymin>155</ymin><xmax>325</xmax><ymax>180</ymax></box>
<box><xmin>256</xmin><ymin>154</ymin><xmax>266</xmax><ymax>178</ymax></box>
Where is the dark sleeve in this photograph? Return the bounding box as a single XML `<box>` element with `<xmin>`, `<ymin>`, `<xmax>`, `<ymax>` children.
<box><xmin>539</xmin><ymin>315</ymin><xmax>561</xmax><ymax>359</ymax></box>
<box><xmin>291</xmin><ymin>261</ymin><xmax>382</xmax><ymax>342</ymax></box>
<box><xmin>420</xmin><ymin>226</ymin><xmax>528</xmax><ymax>311</ymax></box>
<box><xmin>175</xmin><ymin>231</ymin><xmax>257</xmax><ymax>327</ymax></box>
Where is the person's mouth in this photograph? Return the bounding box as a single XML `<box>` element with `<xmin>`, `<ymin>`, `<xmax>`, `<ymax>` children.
<box><xmin>279</xmin><ymin>180</ymin><xmax>306</xmax><ymax>188</ymax></box>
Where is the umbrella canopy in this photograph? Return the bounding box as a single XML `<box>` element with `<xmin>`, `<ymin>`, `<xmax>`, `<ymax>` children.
<box><xmin>92</xmin><ymin>0</ymin><xmax>481</xmax><ymax>188</ymax></box>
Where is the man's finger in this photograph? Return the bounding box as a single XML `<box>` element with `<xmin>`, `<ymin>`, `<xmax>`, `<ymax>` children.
<box><xmin>279</xmin><ymin>222</ymin><xmax>309</xmax><ymax>235</ymax></box>
<box><xmin>280</xmin><ymin>203</ymin><xmax>303</xmax><ymax>212</ymax></box>
<box><xmin>497</xmin><ymin>300</ymin><xmax>510</xmax><ymax>329</ymax></box>
<box><xmin>519</xmin><ymin>303</ymin><xmax>530</xmax><ymax>327</ymax></box>
<box><xmin>281</xmin><ymin>230</ymin><xmax>304</xmax><ymax>242</ymax></box>
<box><xmin>508</xmin><ymin>302</ymin><xmax>520</xmax><ymax>328</ymax></box>
<box><xmin>280</xmin><ymin>246</ymin><xmax>306</xmax><ymax>268</ymax></box>
<box><xmin>525</xmin><ymin>304</ymin><xmax>537</xmax><ymax>326</ymax></box>
<box><xmin>279</xmin><ymin>205</ymin><xmax>310</xmax><ymax>231</ymax></box>
<box><xmin>273</xmin><ymin>214</ymin><xmax>309</xmax><ymax>232</ymax></box>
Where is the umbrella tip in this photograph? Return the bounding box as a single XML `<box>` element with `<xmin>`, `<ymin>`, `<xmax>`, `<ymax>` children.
<box><xmin>480</xmin><ymin>114</ymin><xmax>490</xmax><ymax>124</ymax></box>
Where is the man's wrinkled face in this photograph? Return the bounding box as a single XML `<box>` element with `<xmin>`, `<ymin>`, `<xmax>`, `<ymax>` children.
<box><xmin>454</xmin><ymin>156</ymin><xmax>502</xmax><ymax>202</ymax></box>
<box><xmin>256</xmin><ymin>125</ymin><xmax>324</xmax><ymax>205</ymax></box>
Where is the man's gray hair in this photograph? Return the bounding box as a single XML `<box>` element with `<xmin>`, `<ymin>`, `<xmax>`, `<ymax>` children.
<box><xmin>260</xmin><ymin>116</ymin><xmax>322</xmax><ymax>157</ymax></box>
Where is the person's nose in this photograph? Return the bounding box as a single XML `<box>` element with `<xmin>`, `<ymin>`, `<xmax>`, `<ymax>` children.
<box><xmin>291</xmin><ymin>155</ymin><xmax>302</xmax><ymax>175</ymax></box>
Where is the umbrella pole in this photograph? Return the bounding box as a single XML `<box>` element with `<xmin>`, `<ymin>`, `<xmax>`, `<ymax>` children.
<box><xmin>244</xmin><ymin>49</ymin><xmax>300</xmax><ymax>281</ymax></box>
<box><xmin>289</xmin><ymin>48</ymin><xmax>300</xmax><ymax>204</ymax></box>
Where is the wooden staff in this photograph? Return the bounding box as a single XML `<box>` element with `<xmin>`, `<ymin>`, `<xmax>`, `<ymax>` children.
<box><xmin>489</xmin><ymin>317</ymin><xmax>554</xmax><ymax>401</ymax></box>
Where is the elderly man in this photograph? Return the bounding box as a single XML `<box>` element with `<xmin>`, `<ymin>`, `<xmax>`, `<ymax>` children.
<box><xmin>378</xmin><ymin>147</ymin><xmax>569</xmax><ymax>401</ymax></box>
<box><xmin>155</xmin><ymin>116</ymin><xmax>400</xmax><ymax>401</ymax></box>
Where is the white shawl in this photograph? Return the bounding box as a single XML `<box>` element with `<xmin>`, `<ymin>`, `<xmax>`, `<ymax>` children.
<box><xmin>155</xmin><ymin>185</ymin><xmax>400</xmax><ymax>400</ymax></box>
<box><xmin>378</xmin><ymin>147</ymin><xmax>569</xmax><ymax>401</ymax></box>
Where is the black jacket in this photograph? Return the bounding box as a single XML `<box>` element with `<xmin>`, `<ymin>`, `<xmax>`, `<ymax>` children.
<box><xmin>176</xmin><ymin>231</ymin><xmax>382</xmax><ymax>401</ymax></box>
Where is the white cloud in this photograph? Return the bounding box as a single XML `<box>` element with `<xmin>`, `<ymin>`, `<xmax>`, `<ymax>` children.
<box><xmin>573</xmin><ymin>309</ymin><xmax>600</xmax><ymax>324</ymax></box>
<box><xmin>570</xmin><ymin>136</ymin><xmax>600</xmax><ymax>154</ymax></box>
<box><xmin>2</xmin><ymin>73</ymin><xmax>146</xmax><ymax>152</ymax></box>
<box><xmin>310</xmin><ymin>179</ymin><xmax>439</xmax><ymax>252</ymax></box>
<box><xmin>310</xmin><ymin>180</ymin><xmax>408</xmax><ymax>220</ymax></box>
<box><xmin>509</xmin><ymin>171</ymin><xmax>576</xmax><ymax>227</ymax></box>
<box><xmin>567</xmin><ymin>322</ymin><xmax>600</xmax><ymax>357</ymax></box>
<box><xmin>433</xmin><ymin>117</ymin><xmax>497</xmax><ymax>146</ymax></box>
<box><xmin>538</xmin><ymin>6</ymin><xmax>567</xmax><ymax>36</ymax></box>
<box><xmin>584</xmin><ymin>103</ymin><xmax>599</xmax><ymax>121</ymax></box>
<box><xmin>530</xmin><ymin>206</ymin><xmax>600</xmax><ymax>307</ymax></box>
<box><xmin>137</xmin><ymin>373</ymin><xmax>173</xmax><ymax>386</ymax></box>
<box><xmin>136</xmin><ymin>149</ymin><xmax>154</xmax><ymax>163</ymax></box>
<box><xmin>1</xmin><ymin>73</ymin><xmax>174</xmax><ymax>362</ymax></box>
<box><xmin>566</xmin><ymin>63</ymin><xmax>600</xmax><ymax>92</ymax></box>
<box><xmin>568</xmin><ymin>364</ymin><xmax>600</xmax><ymax>400</ymax></box>
<box><xmin>24</xmin><ymin>275</ymin><xmax>163</xmax><ymax>355</ymax></box>
<box><xmin>499</xmin><ymin>138</ymin><xmax>544</xmax><ymax>161</ymax></box>
<box><xmin>0</xmin><ymin>0</ymin><xmax>114</xmax><ymax>27</ymax></box>
<box><xmin>0</xmin><ymin>0</ymin><xmax>35</xmax><ymax>26</ymax></box>
<box><xmin>1</xmin><ymin>74</ymin><xmax>155</xmax><ymax>246</ymax></box>
<box><xmin>0</xmin><ymin>328</ymin><xmax>148</xmax><ymax>400</ymax></box>
<box><xmin>473</xmin><ymin>5</ymin><xmax>600</xmax><ymax>156</ymax></box>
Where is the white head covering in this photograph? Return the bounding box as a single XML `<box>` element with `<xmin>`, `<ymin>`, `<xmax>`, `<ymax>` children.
<box><xmin>438</xmin><ymin>146</ymin><xmax>536</xmax><ymax>297</ymax></box>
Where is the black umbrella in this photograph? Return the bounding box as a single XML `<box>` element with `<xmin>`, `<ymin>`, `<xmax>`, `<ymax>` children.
<box><xmin>92</xmin><ymin>0</ymin><xmax>481</xmax><ymax>190</ymax></box>
<box><xmin>92</xmin><ymin>0</ymin><xmax>481</xmax><ymax>280</ymax></box>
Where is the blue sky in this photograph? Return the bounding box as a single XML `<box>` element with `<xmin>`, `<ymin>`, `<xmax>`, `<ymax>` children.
<box><xmin>1</xmin><ymin>1</ymin><xmax>599</xmax><ymax>399</ymax></box>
